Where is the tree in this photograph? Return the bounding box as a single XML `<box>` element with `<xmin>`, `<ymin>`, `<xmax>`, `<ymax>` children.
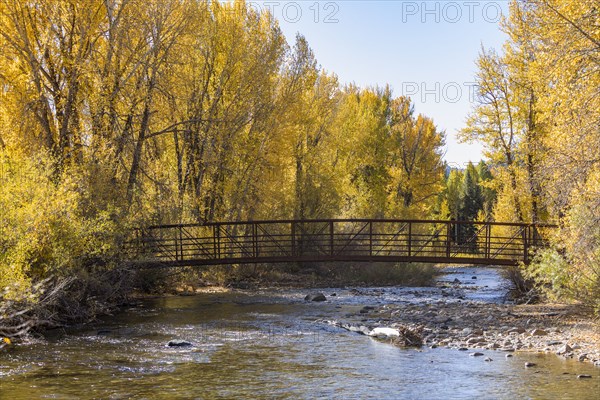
<box><xmin>333</xmin><ymin>85</ymin><xmax>392</xmax><ymax>218</ymax></box>
<box><xmin>0</xmin><ymin>0</ymin><xmax>462</xmax><ymax>314</ymax></box>
<box><xmin>460</xmin><ymin>48</ymin><xmax>524</xmax><ymax>223</ymax></box>
<box><xmin>388</xmin><ymin>99</ymin><xmax>445</xmax><ymax>216</ymax></box>
<box><xmin>456</xmin><ymin>163</ymin><xmax>483</xmax><ymax>250</ymax></box>
<box><xmin>461</xmin><ymin>0</ymin><xmax>600</xmax><ymax>309</ymax></box>
<box><xmin>476</xmin><ymin>160</ymin><xmax>496</xmax><ymax>219</ymax></box>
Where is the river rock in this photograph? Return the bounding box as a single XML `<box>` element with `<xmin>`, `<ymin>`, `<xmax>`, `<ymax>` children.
<box><xmin>305</xmin><ymin>293</ymin><xmax>327</xmax><ymax>302</ymax></box>
<box><xmin>557</xmin><ymin>344</ymin><xmax>573</xmax><ymax>355</ymax></box>
<box><xmin>388</xmin><ymin>326</ymin><xmax>424</xmax><ymax>348</ymax></box>
<box><xmin>484</xmin><ymin>357</ymin><xmax>493</xmax><ymax>362</ymax></box>
<box><xmin>578</xmin><ymin>354</ymin><xmax>588</xmax><ymax>362</ymax></box>
<box><xmin>313</xmin><ymin>293</ymin><xmax>327</xmax><ymax>302</ymax></box>
<box><xmin>525</xmin><ymin>362</ymin><xmax>536</xmax><ymax>368</ymax></box>
<box><xmin>577</xmin><ymin>374</ymin><xmax>592</xmax><ymax>379</ymax></box>
<box><xmin>358</xmin><ymin>325</ymin><xmax>372</xmax><ymax>335</ymax></box>
<box><xmin>369</xmin><ymin>327</ymin><xmax>400</xmax><ymax>338</ymax></box>
<box><xmin>470</xmin><ymin>352</ymin><xmax>484</xmax><ymax>357</ymax></box>
<box><xmin>507</xmin><ymin>327</ymin><xmax>526</xmax><ymax>334</ymax></box>
<box><xmin>530</xmin><ymin>328</ymin><xmax>547</xmax><ymax>336</ymax></box>
<box><xmin>466</xmin><ymin>337</ymin><xmax>485</xmax><ymax>345</ymax></box>
<box><xmin>336</xmin><ymin>322</ymin><xmax>372</xmax><ymax>336</ymax></box>
<box><xmin>505</xmin><ymin>354</ymin><xmax>513</xmax><ymax>358</ymax></box>
<box><xmin>167</xmin><ymin>340</ymin><xmax>193</xmax><ymax>347</ymax></box>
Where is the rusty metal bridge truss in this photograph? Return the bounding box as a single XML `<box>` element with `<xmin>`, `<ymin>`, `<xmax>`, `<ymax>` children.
<box><xmin>125</xmin><ymin>219</ymin><xmax>555</xmax><ymax>267</ymax></box>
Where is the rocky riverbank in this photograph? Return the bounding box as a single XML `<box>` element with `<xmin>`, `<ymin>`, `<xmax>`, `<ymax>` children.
<box><xmin>324</xmin><ymin>293</ymin><xmax>600</xmax><ymax>368</ymax></box>
<box><xmin>177</xmin><ymin>265</ymin><xmax>600</xmax><ymax>368</ymax></box>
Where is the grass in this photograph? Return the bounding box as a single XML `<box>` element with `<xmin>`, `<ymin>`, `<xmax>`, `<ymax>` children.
<box><xmin>172</xmin><ymin>262</ymin><xmax>439</xmax><ymax>289</ymax></box>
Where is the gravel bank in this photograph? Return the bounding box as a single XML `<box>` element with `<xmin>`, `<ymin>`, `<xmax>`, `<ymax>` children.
<box><xmin>341</xmin><ymin>298</ymin><xmax>600</xmax><ymax>366</ymax></box>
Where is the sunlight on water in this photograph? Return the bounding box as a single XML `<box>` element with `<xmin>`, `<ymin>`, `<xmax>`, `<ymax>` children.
<box><xmin>1</xmin><ymin>268</ymin><xmax>598</xmax><ymax>399</ymax></box>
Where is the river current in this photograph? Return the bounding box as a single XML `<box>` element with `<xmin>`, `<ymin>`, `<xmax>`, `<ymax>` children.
<box><xmin>1</xmin><ymin>267</ymin><xmax>598</xmax><ymax>399</ymax></box>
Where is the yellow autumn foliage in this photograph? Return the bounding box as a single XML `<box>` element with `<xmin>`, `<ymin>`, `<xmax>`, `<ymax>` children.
<box><xmin>463</xmin><ymin>0</ymin><xmax>600</xmax><ymax>310</ymax></box>
<box><xmin>0</xmin><ymin>149</ymin><xmax>124</xmax><ymax>294</ymax></box>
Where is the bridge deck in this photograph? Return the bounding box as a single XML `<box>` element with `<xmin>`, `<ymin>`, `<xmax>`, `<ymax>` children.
<box><xmin>125</xmin><ymin>219</ymin><xmax>555</xmax><ymax>267</ymax></box>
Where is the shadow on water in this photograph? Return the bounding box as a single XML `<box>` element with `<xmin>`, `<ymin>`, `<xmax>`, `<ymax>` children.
<box><xmin>1</xmin><ymin>267</ymin><xmax>598</xmax><ymax>399</ymax></box>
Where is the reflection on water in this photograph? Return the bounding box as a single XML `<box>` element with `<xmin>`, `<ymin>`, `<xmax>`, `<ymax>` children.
<box><xmin>1</xmin><ymin>268</ymin><xmax>598</xmax><ymax>399</ymax></box>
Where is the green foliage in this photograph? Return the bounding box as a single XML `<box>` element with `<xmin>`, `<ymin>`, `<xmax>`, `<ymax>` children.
<box><xmin>433</xmin><ymin>162</ymin><xmax>496</xmax><ymax>252</ymax></box>
<box><xmin>455</xmin><ymin>163</ymin><xmax>483</xmax><ymax>250</ymax></box>
<box><xmin>459</xmin><ymin>162</ymin><xmax>483</xmax><ymax>222</ymax></box>
<box><xmin>476</xmin><ymin>161</ymin><xmax>496</xmax><ymax>218</ymax></box>
<box><xmin>526</xmin><ymin>249</ymin><xmax>572</xmax><ymax>300</ymax></box>
<box><xmin>527</xmin><ymin>169</ymin><xmax>600</xmax><ymax>313</ymax></box>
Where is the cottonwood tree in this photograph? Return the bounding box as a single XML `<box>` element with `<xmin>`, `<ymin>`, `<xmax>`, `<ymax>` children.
<box><xmin>388</xmin><ymin>97</ymin><xmax>445</xmax><ymax>216</ymax></box>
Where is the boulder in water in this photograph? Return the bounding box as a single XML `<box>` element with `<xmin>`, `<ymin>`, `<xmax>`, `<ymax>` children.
<box><xmin>304</xmin><ymin>293</ymin><xmax>327</xmax><ymax>302</ymax></box>
<box><xmin>369</xmin><ymin>326</ymin><xmax>423</xmax><ymax>347</ymax></box>
<box><xmin>167</xmin><ymin>340</ymin><xmax>193</xmax><ymax>347</ymax></box>
<box><xmin>369</xmin><ymin>327</ymin><xmax>400</xmax><ymax>338</ymax></box>
<box><xmin>556</xmin><ymin>344</ymin><xmax>573</xmax><ymax>355</ymax></box>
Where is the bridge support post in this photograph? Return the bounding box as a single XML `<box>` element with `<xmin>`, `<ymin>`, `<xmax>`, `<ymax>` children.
<box><xmin>252</xmin><ymin>223</ymin><xmax>258</xmax><ymax>258</ymax></box>
<box><xmin>407</xmin><ymin>222</ymin><xmax>412</xmax><ymax>257</ymax></box>
<box><xmin>330</xmin><ymin>220</ymin><xmax>334</xmax><ymax>256</ymax></box>
<box><xmin>485</xmin><ymin>223</ymin><xmax>491</xmax><ymax>259</ymax></box>
<box><xmin>291</xmin><ymin>221</ymin><xmax>296</xmax><ymax>257</ymax></box>
<box><xmin>369</xmin><ymin>221</ymin><xmax>373</xmax><ymax>257</ymax></box>
<box><xmin>523</xmin><ymin>226</ymin><xmax>529</xmax><ymax>264</ymax></box>
<box><xmin>173</xmin><ymin>228</ymin><xmax>178</xmax><ymax>261</ymax></box>
<box><xmin>213</xmin><ymin>225</ymin><xmax>220</xmax><ymax>260</ymax></box>
<box><xmin>178</xmin><ymin>225</ymin><xmax>183</xmax><ymax>262</ymax></box>
<box><xmin>445</xmin><ymin>222</ymin><xmax>451</xmax><ymax>258</ymax></box>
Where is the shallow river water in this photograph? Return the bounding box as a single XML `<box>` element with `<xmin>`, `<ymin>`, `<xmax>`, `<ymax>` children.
<box><xmin>1</xmin><ymin>267</ymin><xmax>598</xmax><ymax>399</ymax></box>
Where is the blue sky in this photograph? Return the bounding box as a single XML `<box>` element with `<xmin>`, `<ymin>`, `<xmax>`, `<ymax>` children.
<box><xmin>250</xmin><ymin>0</ymin><xmax>509</xmax><ymax>167</ymax></box>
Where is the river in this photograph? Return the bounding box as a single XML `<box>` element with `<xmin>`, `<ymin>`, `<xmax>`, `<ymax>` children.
<box><xmin>1</xmin><ymin>267</ymin><xmax>598</xmax><ymax>399</ymax></box>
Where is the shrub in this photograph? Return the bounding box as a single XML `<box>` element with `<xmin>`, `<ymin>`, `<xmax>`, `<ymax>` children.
<box><xmin>0</xmin><ymin>149</ymin><xmax>132</xmax><ymax>338</ymax></box>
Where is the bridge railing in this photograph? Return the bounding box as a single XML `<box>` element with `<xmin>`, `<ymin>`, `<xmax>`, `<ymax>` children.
<box><xmin>124</xmin><ymin>219</ymin><xmax>556</xmax><ymax>266</ymax></box>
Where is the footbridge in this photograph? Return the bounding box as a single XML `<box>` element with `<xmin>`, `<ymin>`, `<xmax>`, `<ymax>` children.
<box><xmin>125</xmin><ymin>219</ymin><xmax>555</xmax><ymax>267</ymax></box>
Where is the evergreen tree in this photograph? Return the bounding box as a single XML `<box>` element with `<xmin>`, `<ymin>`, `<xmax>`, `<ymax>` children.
<box><xmin>476</xmin><ymin>160</ymin><xmax>496</xmax><ymax>219</ymax></box>
<box><xmin>457</xmin><ymin>163</ymin><xmax>483</xmax><ymax>251</ymax></box>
